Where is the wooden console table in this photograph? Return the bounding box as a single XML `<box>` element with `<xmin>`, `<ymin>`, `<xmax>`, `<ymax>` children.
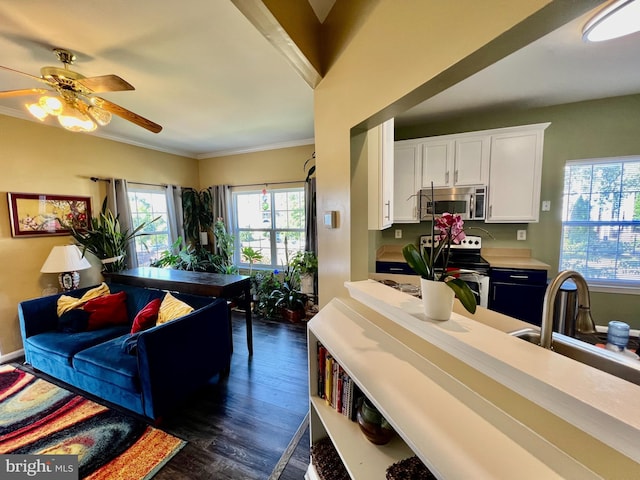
<box><xmin>106</xmin><ymin>267</ymin><xmax>253</xmax><ymax>355</ymax></box>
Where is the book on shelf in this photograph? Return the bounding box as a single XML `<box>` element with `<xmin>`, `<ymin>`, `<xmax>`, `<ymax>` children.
<box><xmin>317</xmin><ymin>342</ymin><xmax>362</xmax><ymax>420</ymax></box>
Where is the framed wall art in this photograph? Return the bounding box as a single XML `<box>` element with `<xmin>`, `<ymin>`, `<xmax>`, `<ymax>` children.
<box><xmin>8</xmin><ymin>193</ymin><xmax>92</xmax><ymax>237</ymax></box>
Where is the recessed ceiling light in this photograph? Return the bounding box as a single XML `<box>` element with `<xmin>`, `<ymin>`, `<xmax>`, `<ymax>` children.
<box><xmin>583</xmin><ymin>0</ymin><xmax>640</xmax><ymax>42</ymax></box>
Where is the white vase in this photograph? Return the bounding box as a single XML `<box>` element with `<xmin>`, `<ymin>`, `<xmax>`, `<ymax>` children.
<box><xmin>420</xmin><ymin>278</ymin><xmax>454</xmax><ymax>321</ymax></box>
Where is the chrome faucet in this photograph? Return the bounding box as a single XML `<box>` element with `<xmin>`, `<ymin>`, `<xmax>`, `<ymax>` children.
<box><xmin>540</xmin><ymin>270</ymin><xmax>597</xmax><ymax>349</ymax></box>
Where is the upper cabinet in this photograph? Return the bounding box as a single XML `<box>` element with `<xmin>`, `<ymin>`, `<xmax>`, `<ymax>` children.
<box><xmin>368</xmin><ymin>118</ymin><xmax>395</xmax><ymax>230</ymax></box>
<box><xmin>421</xmin><ymin>134</ymin><xmax>490</xmax><ymax>188</ymax></box>
<box><xmin>396</xmin><ymin>122</ymin><xmax>549</xmax><ymax>224</ymax></box>
<box><xmin>485</xmin><ymin>123</ymin><xmax>550</xmax><ymax>223</ymax></box>
<box><xmin>393</xmin><ymin>142</ymin><xmax>422</xmax><ymax>223</ymax></box>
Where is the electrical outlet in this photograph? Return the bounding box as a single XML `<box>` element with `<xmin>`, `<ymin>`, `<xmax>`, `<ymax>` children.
<box><xmin>542</xmin><ymin>200</ymin><xmax>551</xmax><ymax>211</ymax></box>
<box><xmin>395</xmin><ymin>229</ymin><xmax>402</xmax><ymax>239</ymax></box>
<box><xmin>517</xmin><ymin>230</ymin><xmax>527</xmax><ymax>241</ymax></box>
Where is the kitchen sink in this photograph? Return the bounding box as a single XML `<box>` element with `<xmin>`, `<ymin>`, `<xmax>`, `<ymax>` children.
<box><xmin>509</xmin><ymin>328</ymin><xmax>640</xmax><ymax>387</ymax></box>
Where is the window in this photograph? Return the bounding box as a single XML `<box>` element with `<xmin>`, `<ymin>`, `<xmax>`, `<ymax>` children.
<box><xmin>128</xmin><ymin>188</ymin><xmax>171</xmax><ymax>266</ymax></box>
<box><xmin>233</xmin><ymin>187</ymin><xmax>305</xmax><ymax>269</ymax></box>
<box><xmin>559</xmin><ymin>157</ymin><xmax>640</xmax><ymax>291</ymax></box>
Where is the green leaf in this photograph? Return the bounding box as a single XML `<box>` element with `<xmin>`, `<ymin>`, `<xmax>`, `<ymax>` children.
<box><xmin>402</xmin><ymin>244</ymin><xmax>432</xmax><ymax>279</ymax></box>
<box><xmin>445</xmin><ymin>278</ymin><xmax>477</xmax><ymax>314</ymax></box>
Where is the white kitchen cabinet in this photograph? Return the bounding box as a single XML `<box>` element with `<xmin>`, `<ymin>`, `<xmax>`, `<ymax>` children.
<box><xmin>393</xmin><ymin>142</ymin><xmax>421</xmax><ymax>223</ymax></box>
<box><xmin>486</xmin><ymin>123</ymin><xmax>550</xmax><ymax>223</ymax></box>
<box><xmin>420</xmin><ymin>134</ymin><xmax>489</xmax><ymax>188</ymax></box>
<box><xmin>368</xmin><ymin>118</ymin><xmax>394</xmax><ymax>230</ymax></box>
<box><xmin>421</xmin><ymin>139</ymin><xmax>452</xmax><ymax>188</ymax></box>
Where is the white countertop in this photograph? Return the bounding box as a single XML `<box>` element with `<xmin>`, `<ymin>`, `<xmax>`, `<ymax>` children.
<box><xmin>345</xmin><ymin>280</ymin><xmax>640</xmax><ymax>469</ymax></box>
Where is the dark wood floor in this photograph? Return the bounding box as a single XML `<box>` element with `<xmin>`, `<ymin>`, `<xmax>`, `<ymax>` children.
<box><xmin>155</xmin><ymin>310</ymin><xmax>310</xmax><ymax>480</ymax></box>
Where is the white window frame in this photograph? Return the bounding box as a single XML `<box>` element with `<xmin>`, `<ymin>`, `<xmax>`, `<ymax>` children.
<box><xmin>559</xmin><ymin>156</ymin><xmax>640</xmax><ymax>295</ymax></box>
<box><xmin>231</xmin><ymin>186</ymin><xmax>306</xmax><ymax>270</ymax></box>
<box><xmin>128</xmin><ymin>186</ymin><xmax>171</xmax><ymax>267</ymax></box>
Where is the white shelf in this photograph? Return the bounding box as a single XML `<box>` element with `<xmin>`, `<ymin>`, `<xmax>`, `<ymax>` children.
<box><xmin>310</xmin><ymin>396</ymin><xmax>413</xmax><ymax>479</ymax></box>
<box><xmin>307</xmin><ymin>295</ymin><xmax>601</xmax><ymax>479</ymax></box>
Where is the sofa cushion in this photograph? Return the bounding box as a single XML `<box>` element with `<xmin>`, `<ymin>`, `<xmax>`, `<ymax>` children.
<box><xmin>73</xmin><ymin>335</ymin><xmax>140</xmax><ymax>392</ymax></box>
<box><xmin>83</xmin><ymin>291</ymin><xmax>129</xmax><ymax>330</ymax></box>
<box><xmin>25</xmin><ymin>325</ymin><xmax>129</xmax><ymax>369</ymax></box>
<box><xmin>157</xmin><ymin>292</ymin><xmax>194</xmax><ymax>324</ymax></box>
<box><xmin>131</xmin><ymin>299</ymin><xmax>161</xmax><ymax>334</ymax></box>
<box><xmin>56</xmin><ymin>282</ymin><xmax>110</xmax><ymax>317</ymax></box>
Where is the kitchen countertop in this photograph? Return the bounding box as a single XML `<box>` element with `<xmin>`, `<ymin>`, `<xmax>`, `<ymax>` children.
<box><xmin>345</xmin><ymin>280</ymin><xmax>640</xmax><ymax>475</ymax></box>
<box><xmin>482</xmin><ymin>248</ymin><xmax>550</xmax><ymax>270</ymax></box>
<box><xmin>376</xmin><ymin>244</ymin><xmax>551</xmax><ymax>271</ymax></box>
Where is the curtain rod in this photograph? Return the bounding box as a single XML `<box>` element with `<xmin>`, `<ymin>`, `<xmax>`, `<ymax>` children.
<box><xmin>230</xmin><ymin>180</ymin><xmax>305</xmax><ymax>188</ymax></box>
<box><xmin>90</xmin><ymin>177</ymin><xmax>171</xmax><ymax>188</ymax></box>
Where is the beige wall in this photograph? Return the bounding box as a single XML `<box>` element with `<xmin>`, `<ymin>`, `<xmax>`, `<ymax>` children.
<box><xmin>198</xmin><ymin>144</ymin><xmax>315</xmax><ymax>188</ymax></box>
<box><xmin>0</xmin><ymin>115</ymin><xmax>198</xmax><ymax>357</ymax></box>
<box><xmin>313</xmin><ymin>0</ymin><xmax>576</xmax><ymax>306</ymax></box>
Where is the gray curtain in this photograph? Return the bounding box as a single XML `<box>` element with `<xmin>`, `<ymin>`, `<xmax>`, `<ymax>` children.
<box><xmin>210</xmin><ymin>184</ymin><xmax>231</xmax><ymax>229</ymax></box>
<box><xmin>166</xmin><ymin>185</ymin><xmax>184</xmax><ymax>246</ymax></box>
<box><xmin>106</xmin><ymin>178</ymin><xmax>138</xmax><ymax>269</ymax></box>
<box><xmin>305</xmin><ymin>177</ymin><xmax>317</xmax><ymax>255</ymax></box>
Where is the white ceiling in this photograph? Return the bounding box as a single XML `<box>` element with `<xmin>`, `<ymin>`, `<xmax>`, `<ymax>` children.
<box><xmin>0</xmin><ymin>2</ymin><xmax>638</xmax><ymax>159</ymax></box>
<box><xmin>0</xmin><ymin>0</ymin><xmax>317</xmax><ymax>159</ymax></box>
<box><xmin>395</xmin><ymin>5</ymin><xmax>640</xmax><ymax>127</ymax></box>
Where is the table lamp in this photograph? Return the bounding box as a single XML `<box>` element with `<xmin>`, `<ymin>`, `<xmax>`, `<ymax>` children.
<box><xmin>40</xmin><ymin>245</ymin><xmax>92</xmax><ymax>292</ymax></box>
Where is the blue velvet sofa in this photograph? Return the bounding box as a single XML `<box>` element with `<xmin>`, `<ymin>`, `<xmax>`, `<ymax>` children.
<box><xmin>18</xmin><ymin>283</ymin><xmax>231</xmax><ymax>420</ymax></box>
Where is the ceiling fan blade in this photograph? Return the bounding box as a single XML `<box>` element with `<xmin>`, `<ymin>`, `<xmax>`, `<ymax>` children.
<box><xmin>93</xmin><ymin>97</ymin><xmax>162</xmax><ymax>133</ymax></box>
<box><xmin>78</xmin><ymin>74</ymin><xmax>134</xmax><ymax>93</ymax></box>
<box><xmin>0</xmin><ymin>88</ymin><xmax>49</xmax><ymax>98</ymax></box>
<box><xmin>0</xmin><ymin>65</ymin><xmax>49</xmax><ymax>85</ymax></box>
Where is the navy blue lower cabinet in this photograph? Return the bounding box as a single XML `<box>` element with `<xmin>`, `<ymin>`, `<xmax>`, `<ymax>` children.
<box><xmin>488</xmin><ymin>268</ymin><xmax>548</xmax><ymax>326</ymax></box>
<box><xmin>375</xmin><ymin>261</ymin><xmax>416</xmax><ymax>275</ymax></box>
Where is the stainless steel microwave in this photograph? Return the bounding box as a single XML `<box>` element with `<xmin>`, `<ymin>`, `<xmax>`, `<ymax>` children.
<box><xmin>419</xmin><ymin>185</ymin><xmax>487</xmax><ymax>221</ymax></box>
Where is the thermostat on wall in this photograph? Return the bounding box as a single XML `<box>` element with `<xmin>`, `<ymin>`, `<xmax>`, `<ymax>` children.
<box><xmin>324</xmin><ymin>211</ymin><xmax>337</xmax><ymax>229</ymax></box>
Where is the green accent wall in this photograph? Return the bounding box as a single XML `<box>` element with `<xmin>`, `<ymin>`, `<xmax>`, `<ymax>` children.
<box><xmin>383</xmin><ymin>94</ymin><xmax>640</xmax><ymax>328</ymax></box>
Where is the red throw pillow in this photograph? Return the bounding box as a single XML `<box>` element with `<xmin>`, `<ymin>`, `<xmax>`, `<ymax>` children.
<box><xmin>83</xmin><ymin>291</ymin><xmax>129</xmax><ymax>331</ymax></box>
<box><xmin>131</xmin><ymin>298</ymin><xmax>162</xmax><ymax>334</ymax></box>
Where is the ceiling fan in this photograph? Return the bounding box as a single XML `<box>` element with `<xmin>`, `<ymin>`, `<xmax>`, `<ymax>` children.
<box><xmin>0</xmin><ymin>48</ymin><xmax>162</xmax><ymax>133</ymax></box>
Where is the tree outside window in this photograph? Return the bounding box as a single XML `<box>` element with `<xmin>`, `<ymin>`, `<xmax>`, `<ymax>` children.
<box><xmin>233</xmin><ymin>188</ymin><xmax>305</xmax><ymax>269</ymax></box>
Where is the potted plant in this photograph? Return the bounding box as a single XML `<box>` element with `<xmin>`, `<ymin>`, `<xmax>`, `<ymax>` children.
<box><xmin>269</xmin><ymin>276</ymin><xmax>308</xmax><ymax>322</ymax></box>
<box><xmin>70</xmin><ymin>197</ymin><xmax>154</xmax><ymax>273</ymax></box>
<box><xmin>402</xmin><ymin>211</ymin><xmax>477</xmax><ymax>320</ymax></box>
<box><xmin>241</xmin><ymin>246</ymin><xmax>264</xmax><ymax>275</ymax></box>
<box><xmin>290</xmin><ymin>250</ymin><xmax>317</xmax><ymax>296</ymax></box>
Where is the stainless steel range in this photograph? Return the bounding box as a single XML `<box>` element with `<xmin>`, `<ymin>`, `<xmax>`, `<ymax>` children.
<box><xmin>419</xmin><ymin>234</ymin><xmax>490</xmax><ymax>308</ymax></box>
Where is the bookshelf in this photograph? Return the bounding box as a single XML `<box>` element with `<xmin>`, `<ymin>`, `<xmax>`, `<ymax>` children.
<box><xmin>306</xmin><ymin>289</ymin><xmax>604</xmax><ymax>479</ymax></box>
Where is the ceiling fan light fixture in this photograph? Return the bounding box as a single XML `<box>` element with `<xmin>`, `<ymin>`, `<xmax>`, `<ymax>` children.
<box><xmin>26</xmin><ymin>102</ymin><xmax>48</xmax><ymax>121</ymax></box>
<box><xmin>38</xmin><ymin>95</ymin><xmax>63</xmax><ymax>116</ymax></box>
<box><xmin>88</xmin><ymin>105</ymin><xmax>112</xmax><ymax>126</ymax></box>
<box><xmin>57</xmin><ymin>104</ymin><xmax>97</xmax><ymax>132</ymax></box>
<box><xmin>583</xmin><ymin>0</ymin><xmax>640</xmax><ymax>42</ymax></box>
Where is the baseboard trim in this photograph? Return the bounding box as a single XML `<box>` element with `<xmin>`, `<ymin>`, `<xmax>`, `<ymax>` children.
<box><xmin>0</xmin><ymin>349</ymin><xmax>24</xmax><ymax>364</ymax></box>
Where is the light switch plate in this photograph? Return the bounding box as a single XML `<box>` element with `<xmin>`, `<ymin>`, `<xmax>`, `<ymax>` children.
<box><xmin>542</xmin><ymin>200</ymin><xmax>551</xmax><ymax>211</ymax></box>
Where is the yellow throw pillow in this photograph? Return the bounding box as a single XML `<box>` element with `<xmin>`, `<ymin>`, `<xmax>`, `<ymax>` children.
<box><xmin>57</xmin><ymin>283</ymin><xmax>110</xmax><ymax>317</ymax></box>
<box><xmin>157</xmin><ymin>292</ymin><xmax>194</xmax><ymax>325</ymax></box>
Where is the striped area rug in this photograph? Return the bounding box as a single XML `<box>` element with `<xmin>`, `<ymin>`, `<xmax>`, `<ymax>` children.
<box><xmin>0</xmin><ymin>364</ymin><xmax>185</xmax><ymax>479</ymax></box>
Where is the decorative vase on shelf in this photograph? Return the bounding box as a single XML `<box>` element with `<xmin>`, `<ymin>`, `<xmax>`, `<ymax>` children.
<box><xmin>356</xmin><ymin>398</ymin><xmax>395</xmax><ymax>445</ymax></box>
<box><xmin>420</xmin><ymin>278</ymin><xmax>454</xmax><ymax>321</ymax></box>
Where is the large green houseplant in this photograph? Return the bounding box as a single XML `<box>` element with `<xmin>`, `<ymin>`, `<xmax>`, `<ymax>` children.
<box><xmin>70</xmin><ymin>197</ymin><xmax>153</xmax><ymax>273</ymax></box>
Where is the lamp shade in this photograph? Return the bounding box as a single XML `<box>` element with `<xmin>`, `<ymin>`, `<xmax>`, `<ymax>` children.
<box><xmin>41</xmin><ymin>245</ymin><xmax>92</xmax><ymax>273</ymax></box>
